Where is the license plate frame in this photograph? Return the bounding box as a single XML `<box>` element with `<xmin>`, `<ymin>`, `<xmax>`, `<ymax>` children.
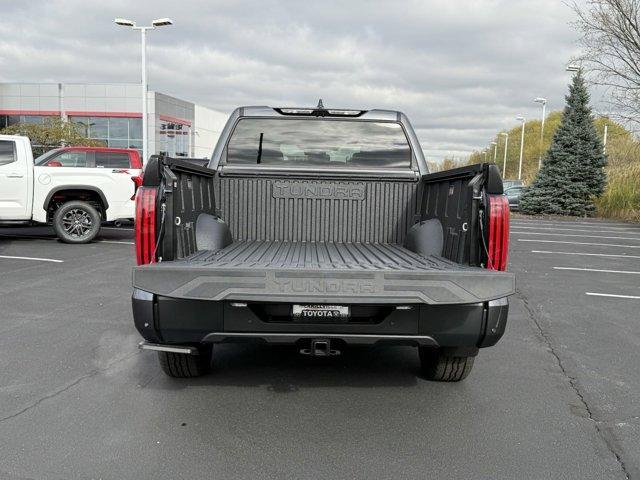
<box><xmin>292</xmin><ymin>304</ymin><xmax>350</xmax><ymax>321</ymax></box>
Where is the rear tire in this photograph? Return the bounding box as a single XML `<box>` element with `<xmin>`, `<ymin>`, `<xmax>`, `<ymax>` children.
<box><xmin>53</xmin><ymin>201</ymin><xmax>101</xmax><ymax>244</ymax></box>
<box><xmin>419</xmin><ymin>347</ymin><xmax>475</xmax><ymax>382</ymax></box>
<box><xmin>157</xmin><ymin>345</ymin><xmax>212</xmax><ymax>378</ymax></box>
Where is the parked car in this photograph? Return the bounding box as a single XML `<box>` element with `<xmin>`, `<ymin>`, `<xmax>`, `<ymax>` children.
<box><xmin>132</xmin><ymin>105</ymin><xmax>515</xmax><ymax>382</ymax></box>
<box><xmin>505</xmin><ymin>185</ymin><xmax>526</xmax><ymax>211</ymax></box>
<box><xmin>502</xmin><ymin>179</ymin><xmax>524</xmax><ymax>190</ymax></box>
<box><xmin>0</xmin><ymin>137</ymin><xmax>142</xmax><ymax>243</ymax></box>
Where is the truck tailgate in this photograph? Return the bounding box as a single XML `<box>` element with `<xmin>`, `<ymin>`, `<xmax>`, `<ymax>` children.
<box><xmin>133</xmin><ymin>241</ymin><xmax>515</xmax><ymax>305</ymax></box>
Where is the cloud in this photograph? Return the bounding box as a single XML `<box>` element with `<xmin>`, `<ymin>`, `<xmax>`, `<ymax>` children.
<box><xmin>0</xmin><ymin>0</ymin><xmax>590</xmax><ymax>161</ymax></box>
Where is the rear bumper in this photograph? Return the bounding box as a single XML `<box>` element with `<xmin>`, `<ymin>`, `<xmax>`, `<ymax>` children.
<box><xmin>203</xmin><ymin>332</ymin><xmax>439</xmax><ymax>346</ymax></box>
<box><xmin>132</xmin><ymin>289</ymin><xmax>509</xmax><ymax>350</ymax></box>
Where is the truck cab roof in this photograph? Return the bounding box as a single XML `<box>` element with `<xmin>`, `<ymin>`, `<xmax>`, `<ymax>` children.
<box><xmin>236</xmin><ymin>105</ymin><xmax>405</xmax><ymax>122</ymax></box>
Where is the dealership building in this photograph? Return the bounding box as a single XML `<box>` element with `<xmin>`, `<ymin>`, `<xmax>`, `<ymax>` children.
<box><xmin>0</xmin><ymin>82</ymin><xmax>227</xmax><ymax>159</ymax></box>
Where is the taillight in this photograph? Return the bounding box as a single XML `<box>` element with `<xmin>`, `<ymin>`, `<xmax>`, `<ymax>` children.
<box><xmin>135</xmin><ymin>187</ymin><xmax>157</xmax><ymax>265</ymax></box>
<box><xmin>131</xmin><ymin>175</ymin><xmax>143</xmax><ymax>200</ymax></box>
<box><xmin>487</xmin><ymin>194</ymin><xmax>510</xmax><ymax>271</ymax></box>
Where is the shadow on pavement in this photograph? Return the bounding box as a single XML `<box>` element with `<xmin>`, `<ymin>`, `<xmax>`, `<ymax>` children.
<box><xmin>147</xmin><ymin>343</ymin><xmax>423</xmax><ymax>393</ymax></box>
<box><xmin>0</xmin><ymin>225</ymin><xmax>134</xmax><ymax>242</ymax></box>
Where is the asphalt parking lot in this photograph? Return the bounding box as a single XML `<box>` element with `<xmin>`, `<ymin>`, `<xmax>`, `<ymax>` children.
<box><xmin>1</xmin><ymin>217</ymin><xmax>639</xmax><ymax>480</ymax></box>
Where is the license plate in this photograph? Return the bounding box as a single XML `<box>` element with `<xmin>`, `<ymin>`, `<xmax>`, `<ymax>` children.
<box><xmin>292</xmin><ymin>304</ymin><xmax>350</xmax><ymax>320</ymax></box>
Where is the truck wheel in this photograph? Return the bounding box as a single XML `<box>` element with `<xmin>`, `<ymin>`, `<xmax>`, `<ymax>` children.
<box><xmin>419</xmin><ymin>347</ymin><xmax>475</xmax><ymax>382</ymax></box>
<box><xmin>53</xmin><ymin>201</ymin><xmax>101</xmax><ymax>244</ymax></box>
<box><xmin>157</xmin><ymin>346</ymin><xmax>212</xmax><ymax>378</ymax></box>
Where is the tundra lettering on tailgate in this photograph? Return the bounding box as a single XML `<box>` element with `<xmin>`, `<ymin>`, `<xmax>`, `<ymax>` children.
<box><xmin>272</xmin><ymin>278</ymin><xmax>376</xmax><ymax>294</ymax></box>
<box><xmin>272</xmin><ymin>182</ymin><xmax>366</xmax><ymax>201</ymax></box>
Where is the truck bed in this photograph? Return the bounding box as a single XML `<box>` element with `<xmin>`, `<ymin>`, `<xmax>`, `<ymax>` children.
<box><xmin>133</xmin><ymin>240</ymin><xmax>515</xmax><ymax>305</ymax></box>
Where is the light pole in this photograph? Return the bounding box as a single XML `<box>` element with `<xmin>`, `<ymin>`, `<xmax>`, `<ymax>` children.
<box><xmin>500</xmin><ymin>132</ymin><xmax>508</xmax><ymax>177</ymax></box>
<box><xmin>115</xmin><ymin>17</ymin><xmax>173</xmax><ymax>164</ymax></box>
<box><xmin>594</xmin><ymin>110</ymin><xmax>610</xmax><ymax>155</ymax></box>
<box><xmin>516</xmin><ymin>116</ymin><xmax>526</xmax><ymax>180</ymax></box>
<box><xmin>491</xmin><ymin>141</ymin><xmax>498</xmax><ymax>163</ymax></box>
<box><xmin>534</xmin><ymin>98</ymin><xmax>547</xmax><ymax>169</ymax></box>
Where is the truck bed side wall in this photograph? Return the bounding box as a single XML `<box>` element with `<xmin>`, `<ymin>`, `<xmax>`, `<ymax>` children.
<box><xmin>152</xmin><ymin>158</ymin><xmax>217</xmax><ymax>261</ymax></box>
<box><xmin>420</xmin><ymin>164</ymin><xmax>488</xmax><ymax>266</ymax></box>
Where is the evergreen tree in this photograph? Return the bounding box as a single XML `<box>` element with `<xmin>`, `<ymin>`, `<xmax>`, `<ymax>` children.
<box><xmin>519</xmin><ymin>72</ymin><xmax>607</xmax><ymax>216</ymax></box>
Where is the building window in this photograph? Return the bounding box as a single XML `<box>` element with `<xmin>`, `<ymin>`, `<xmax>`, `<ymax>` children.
<box><xmin>89</xmin><ymin>117</ymin><xmax>109</xmax><ymax>140</ymax></box>
<box><xmin>0</xmin><ymin>115</ymin><xmax>47</xmax><ymax>129</ymax></box>
<box><xmin>129</xmin><ymin>119</ymin><xmax>142</xmax><ymax>140</ymax></box>
<box><xmin>108</xmin><ymin>118</ymin><xmax>128</xmax><ymax>139</ymax></box>
<box><xmin>22</xmin><ymin>116</ymin><xmax>46</xmax><ymax>125</ymax></box>
<box><xmin>159</xmin><ymin>121</ymin><xmax>190</xmax><ymax>157</ymax></box>
<box><xmin>69</xmin><ymin>116</ymin><xmax>143</xmax><ymax>154</ymax></box>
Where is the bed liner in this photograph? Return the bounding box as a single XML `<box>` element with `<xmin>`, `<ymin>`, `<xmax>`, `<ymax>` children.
<box><xmin>133</xmin><ymin>241</ymin><xmax>515</xmax><ymax>305</ymax></box>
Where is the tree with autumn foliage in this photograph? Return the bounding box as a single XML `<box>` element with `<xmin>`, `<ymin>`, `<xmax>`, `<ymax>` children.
<box><xmin>1</xmin><ymin>117</ymin><xmax>104</xmax><ymax>156</ymax></box>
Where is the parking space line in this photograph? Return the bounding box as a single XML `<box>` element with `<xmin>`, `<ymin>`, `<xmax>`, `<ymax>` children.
<box><xmin>518</xmin><ymin>239</ymin><xmax>640</xmax><ymax>248</ymax></box>
<box><xmin>0</xmin><ymin>234</ymin><xmax>133</xmax><ymax>245</ymax></box>
<box><xmin>0</xmin><ymin>255</ymin><xmax>63</xmax><ymax>263</ymax></box>
<box><xmin>0</xmin><ymin>233</ymin><xmax>54</xmax><ymax>240</ymax></box>
<box><xmin>512</xmin><ymin>226</ymin><xmax>640</xmax><ymax>235</ymax></box>
<box><xmin>512</xmin><ymin>232</ymin><xmax>640</xmax><ymax>241</ymax></box>
<box><xmin>102</xmin><ymin>227</ymin><xmax>134</xmax><ymax>231</ymax></box>
<box><xmin>512</xmin><ymin>223</ymin><xmax>640</xmax><ymax>231</ymax></box>
<box><xmin>512</xmin><ymin>220</ymin><xmax>637</xmax><ymax>227</ymax></box>
<box><xmin>554</xmin><ymin>266</ymin><xmax>640</xmax><ymax>275</ymax></box>
<box><xmin>532</xmin><ymin>250</ymin><xmax>640</xmax><ymax>259</ymax></box>
<box><xmin>586</xmin><ymin>292</ymin><xmax>640</xmax><ymax>300</ymax></box>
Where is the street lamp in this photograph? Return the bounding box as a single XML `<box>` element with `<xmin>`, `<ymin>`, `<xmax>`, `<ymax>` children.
<box><xmin>534</xmin><ymin>98</ymin><xmax>547</xmax><ymax>169</ymax></box>
<box><xmin>499</xmin><ymin>132</ymin><xmax>509</xmax><ymax>177</ymax></box>
<box><xmin>516</xmin><ymin>116</ymin><xmax>526</xmax><ymax>180</ymax></box>
<box><xmin>114</xmin><ymin>17</ymin><xmax>174</xmax><ymax>163</ymax></box>
<box><xmin>491</xmin><ymin>141</ymin><xmax>498</xmax><ymax>163</ymax></box>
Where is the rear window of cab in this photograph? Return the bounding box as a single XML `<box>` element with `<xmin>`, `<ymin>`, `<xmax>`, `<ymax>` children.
<box><xmin>226</xmin><ymin>118</ymin><xmax>412</xmax><ymax>169</ymax></box>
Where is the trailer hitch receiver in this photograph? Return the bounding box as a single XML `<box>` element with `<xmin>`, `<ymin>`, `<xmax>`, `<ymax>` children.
<box><xmin>300</xmin><ymin>339</ymin><xmax>340</xmax><ymax>356</ymax></box>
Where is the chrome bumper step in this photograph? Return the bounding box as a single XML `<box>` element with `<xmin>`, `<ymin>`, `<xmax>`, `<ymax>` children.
<box><xmin>138</xmin><ymin>341</ymin><xmax>199</xmax><ymax>355</ymax></box>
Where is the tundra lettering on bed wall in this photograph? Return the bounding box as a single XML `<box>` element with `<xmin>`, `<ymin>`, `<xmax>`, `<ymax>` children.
<box><xmin>272</xmin><ymin>182</ymin><xmax>367</xmax><ymax>200</ymax></box>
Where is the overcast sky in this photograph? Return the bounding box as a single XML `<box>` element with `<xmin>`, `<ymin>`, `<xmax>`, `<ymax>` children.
<box><xmin>0</xmin><ymin>0</ymin><xmax>595</xmax><ymax>161</ymax></box>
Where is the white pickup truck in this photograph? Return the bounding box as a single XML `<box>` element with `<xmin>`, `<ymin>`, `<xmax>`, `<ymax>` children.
<box><xmin>0</xmin><ymin>134</ymin><xmax>143</xmax><ymax>243</ymax></box>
